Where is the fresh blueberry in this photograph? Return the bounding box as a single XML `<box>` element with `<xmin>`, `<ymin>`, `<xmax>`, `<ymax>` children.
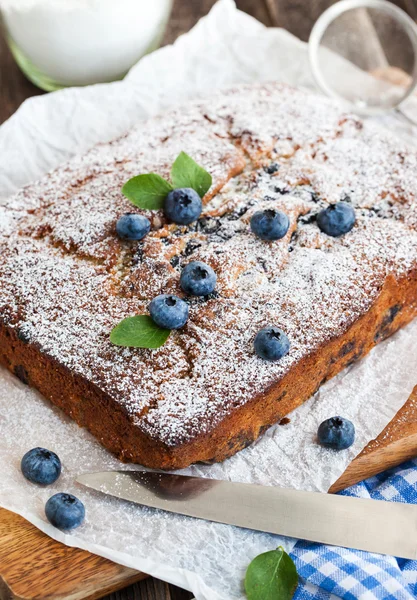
<box><xmin>317</xmin><ymin>202</ymin><xmax>356</xmax><ymax>237</ymax></box>
<box><xmin>149</xmin><ymin>294</ymin><xmax>189</xmax><ymax>329</ymax></box>
<box><xmin>45</xmin><ymin>493</ymin><xmax>85</xmax><ymax>530</ymax></box>
<box><xmin>250</xmin><ymin>209</ymin><xmax>290</xmax><ymax>241</ymax></box>
<box><xmin>164</xmin><ymin>188</ymin><xmax>202</xmax><ymax>225</ymax></box>
<box><xmin>116</xmin><ymin>213</ymin><xmax>151</xmax><ymax>240</ymax></box>
<box><xmin>317</xmin><ymin>416</ymin><xmax>355</xmax><ymax>450</ymax></box>
<box><xmin>180</xmin><ymin>261</ymin><xmax>217</xmax><ymax>296</ymax></box>
<box><xmin>254</xmin><ymin>327</ymin><xmax>290</xmax><ymax>361</ymax></box>
<box><xmin>21</xmin><ymin>447</ymin><xmax>61</xmax><ymax>485</ymax></box>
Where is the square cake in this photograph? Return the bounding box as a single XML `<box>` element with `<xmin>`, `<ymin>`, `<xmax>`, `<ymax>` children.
<box><xmin>2</xmin><ymin>82</ymin><xmax>417</xmax><ymax>468</ymax></box>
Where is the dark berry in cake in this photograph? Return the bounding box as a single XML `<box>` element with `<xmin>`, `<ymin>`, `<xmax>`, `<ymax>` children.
<box><xmin>197</xmin><ymin>216</ymin><xmax>221</xmax><ymax>235</ymax></box>
<box><xmin>317</xmin><ymin>202</ymin><xmax>356</xmax><ymax>237</ymax></box>
<box><xmin>116</xmin><ymin>213</ymin><xmax>150</xmax><ymax>240</ymax></box>
<box><xmin>254</xmin><ymin>327</ymin><xmax>290</xmax><ymax>361</ymax></box>
<box><xmin>180</xmin><ymin>261</ymin><xmax>217</xmax><ymax>296</ymax></box>
<box><xmin>21</xmin><ymin>447</ymin><xmax>61</xmax><ymax>485</ymax></box>
<box><xmin>317</xmin><ymin>416</ymin><xmax>355</xmax><ymax>450</ymax></box>
<box><xmin>264</xmin><ymin>162</ymin><xmax>279</xmax><ymax>174</ymax></box>
<box><xmin>183</xmin><ymin>239</ymin><xmax>202</xmax><ymax>257</ymax></box>
<box><xmin>149</xmin><ymin>294</ymin><xmax>189</xmax><ymax>329</ymax></box>
<box><xmin>250</xmin><ymin>209</ymin><xmax>290</xmax><ymax>241</ymax></box>
<box><xmin>45</xmin><ymin>493</ymin><xmax>85</xmax><ymax>530</ymax></box>
<box><xmin>164</xmin><ymin>188</ymin><xmax>202</xmax><ymax>225</ymax></box>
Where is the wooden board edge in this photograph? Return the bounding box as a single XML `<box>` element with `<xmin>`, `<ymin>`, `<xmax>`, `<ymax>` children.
<box><xmin>0</xmin><ymin>508</ymin><xmax>147</xmax><ymax>600</ymax></box>
<box><xmin>330</xmin><ymin>431</ymin><xmax>417</xmax><ymax>493</ymax></box>
<box><xmin>0</xmin><ymin>571</ymin><xmax>147</xmax><ymax>600</ymax></box>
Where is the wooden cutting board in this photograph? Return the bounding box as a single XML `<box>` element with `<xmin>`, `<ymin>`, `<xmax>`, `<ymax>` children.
<box><xmin>1</xmin><ymin>387</ymin><xmax>417</xmax><ymax>600</ymax></box>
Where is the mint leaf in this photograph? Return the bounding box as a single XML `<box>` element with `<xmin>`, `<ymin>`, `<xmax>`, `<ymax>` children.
<box><xmin>171</xmin><ymin>151</ymin><xmax>212</xmax><ymax>198</ymax></box>
<box><xmin>122</xmin><ymin>174</ymin><xmax>173</xmax><ymax>210</ymax></box>
<box><xmin>110</xmin><ymin>315</ymin><xmax>170</xmax><ymax>349</ymax></box>
<box><xmin>245</xmin><ymin>547</ymin><xmax>298</xmax><ymax>600</ymax></box>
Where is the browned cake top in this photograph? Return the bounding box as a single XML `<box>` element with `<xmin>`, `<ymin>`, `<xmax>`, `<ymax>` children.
<box><xmin>2</xmin><ymin>82</ymin><xmax>417</xmax><ymax>447</ymax></box>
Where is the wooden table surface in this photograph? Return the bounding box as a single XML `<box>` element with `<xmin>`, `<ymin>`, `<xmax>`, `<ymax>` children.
<box><xmin>1</xmin><ymin>0</ymin><xmax>417</xmax><ymax>598</ymax></box>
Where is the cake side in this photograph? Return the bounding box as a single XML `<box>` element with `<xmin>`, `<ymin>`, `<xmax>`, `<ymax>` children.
<box><xmin>1</xmin><ymin>267</ymin><xmax>416</xmax><ymax>469</ymax></box>
<box><xmin>2</xmin><ymin>82</ymin><xmax>417</xmax><ymax>468</ymax></box>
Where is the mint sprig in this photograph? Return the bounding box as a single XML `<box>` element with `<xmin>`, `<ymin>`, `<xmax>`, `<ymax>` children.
<box><xmin>121</xmin><ymin>152</ymin><xmax>212</xmax><ymax>210</ymax></box>
<box><xmin>171</xmin><ymin>151</ymin><xmax>212</xmax><ymax>199</ymax></box>
<box><xmin>122</xmin><ymin>174</ymin><xmax>173</xmax><ymax>210</ymax></box>
<box><xmin>110</xmin><ymin>315</ymin><xmax>170</xmax><ymax>349</ymax></box>
<box><xmin>245</xmin><ymin>547</ymin><xmax>298</xmax><ymax>600</ymax></box>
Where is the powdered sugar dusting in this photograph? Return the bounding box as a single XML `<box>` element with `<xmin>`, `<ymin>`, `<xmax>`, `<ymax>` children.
<box><xmin>2</xmin><ymin>82</ymin><xmax>417</xmax><ymax>447</ymax></box>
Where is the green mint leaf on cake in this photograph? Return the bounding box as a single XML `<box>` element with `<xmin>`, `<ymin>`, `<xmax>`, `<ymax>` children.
<box><xmin>122</xmin><ymin>174</ymin><xmax>173</xmax><ymax>210</ymax></box>
<box><xmin>171</xmin><ymin>151</ymin><xmax>212</xmax><ymax>198</ymax></box>
<box><xmin>245</xmin><ymin>547</ymin><xmax>298</xmax><ymax>600</ymax></box>
<box><xmin>110</xmin><ymin>315</ymin><xmax>170</xmax><ymax>349</ymax></box>
<box><xmin>121</xmin><ymin>153</ymin><xmax>211</xmax><ymax>211</ymax></box>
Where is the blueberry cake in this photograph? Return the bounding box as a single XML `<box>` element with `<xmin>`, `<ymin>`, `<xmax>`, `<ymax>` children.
<box><xmin>2</xmin><ymin>82</ymin><xmax>417</xmax><ymax>469</ymax></box>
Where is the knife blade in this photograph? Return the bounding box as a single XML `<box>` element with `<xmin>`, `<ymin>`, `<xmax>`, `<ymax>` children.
<box><xmin>77</xmin><ymin>470</ymin><xmax>417</xmax><ymax>559</ymax></box>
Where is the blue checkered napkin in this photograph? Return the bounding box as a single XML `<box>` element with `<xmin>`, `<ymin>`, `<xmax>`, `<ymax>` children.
<box><xmin>290</xmin><ymin>459</ymin><xmax>417</xmax><ymax>600</ymax></box>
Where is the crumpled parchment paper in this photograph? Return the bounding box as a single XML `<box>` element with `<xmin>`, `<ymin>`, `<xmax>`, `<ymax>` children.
<box><xmin>1</xmin><ymin>2</ymin><xmax>417</xmax><ymax>599</ymax></box>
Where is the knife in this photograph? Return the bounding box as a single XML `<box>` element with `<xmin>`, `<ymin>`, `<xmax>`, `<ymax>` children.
<box><xmin>77</xmin><ymin>470</ymin><xmax>417</xmax><ymax>559</ymax></box>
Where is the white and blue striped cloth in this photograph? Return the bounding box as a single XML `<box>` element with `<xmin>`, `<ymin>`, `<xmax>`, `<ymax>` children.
<box><xmin>291</xmin><ymin>459</ymin><xmax>417</xmax><ymax>599</ymax></box>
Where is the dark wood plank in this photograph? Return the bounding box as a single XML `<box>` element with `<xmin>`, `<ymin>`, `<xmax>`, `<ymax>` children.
<box><xmin>104</xmin><ymin>579</ymin><xmax>193</xmax><ymax>600</ymax></box>
<box><xmin>236</xmin><ymin>0</ymin><xmax>273</xmax><ymax>25</ymax></box>
<box><xmin>0</xmin><ymin>32</ymin><xmax>43</xmax><ymax>124</ymax></box>
<box><xmin>162</xmin><ymin>0</ymin><xmax>217</xmax><ymax>45</ymax></box>
<box><xmin>273</xmin><ymin>0</ymin><xmax>334</xmax><ymax>40</ymax></box>
<box><xmin>167</xmin><ymin>586</ymin><xmax>194</xmax><ymax>600</ymax></box>
<box><xmin>162</xmin><ymin>0</ymin><xmax>273</xmax><ymax>46</ymax></box>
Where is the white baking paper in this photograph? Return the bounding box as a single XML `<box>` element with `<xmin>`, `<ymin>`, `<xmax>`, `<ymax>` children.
<box><xmin>1</xmin><ymin>2</ymin><xmax>417</xmax><ymax>599</ymax></box>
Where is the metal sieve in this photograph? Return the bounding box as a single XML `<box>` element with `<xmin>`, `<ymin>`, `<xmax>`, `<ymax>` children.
<box><xmin>309</xmin><ymin>0</ymin><xmax>417</xmax><ymax>125</ymax></box>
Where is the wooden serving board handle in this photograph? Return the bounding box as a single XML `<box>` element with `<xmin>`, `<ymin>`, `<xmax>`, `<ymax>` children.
<box><xmin>1</xmin><ymin>386</ymin><xmax>417</xmax><ymax>600</ymax></box>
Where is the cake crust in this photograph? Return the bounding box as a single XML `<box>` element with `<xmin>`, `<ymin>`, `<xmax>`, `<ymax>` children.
<box><xmin>2</xmin><ymin>82</ymin><xmax>417</xmax><ymax>468</ymax></box>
